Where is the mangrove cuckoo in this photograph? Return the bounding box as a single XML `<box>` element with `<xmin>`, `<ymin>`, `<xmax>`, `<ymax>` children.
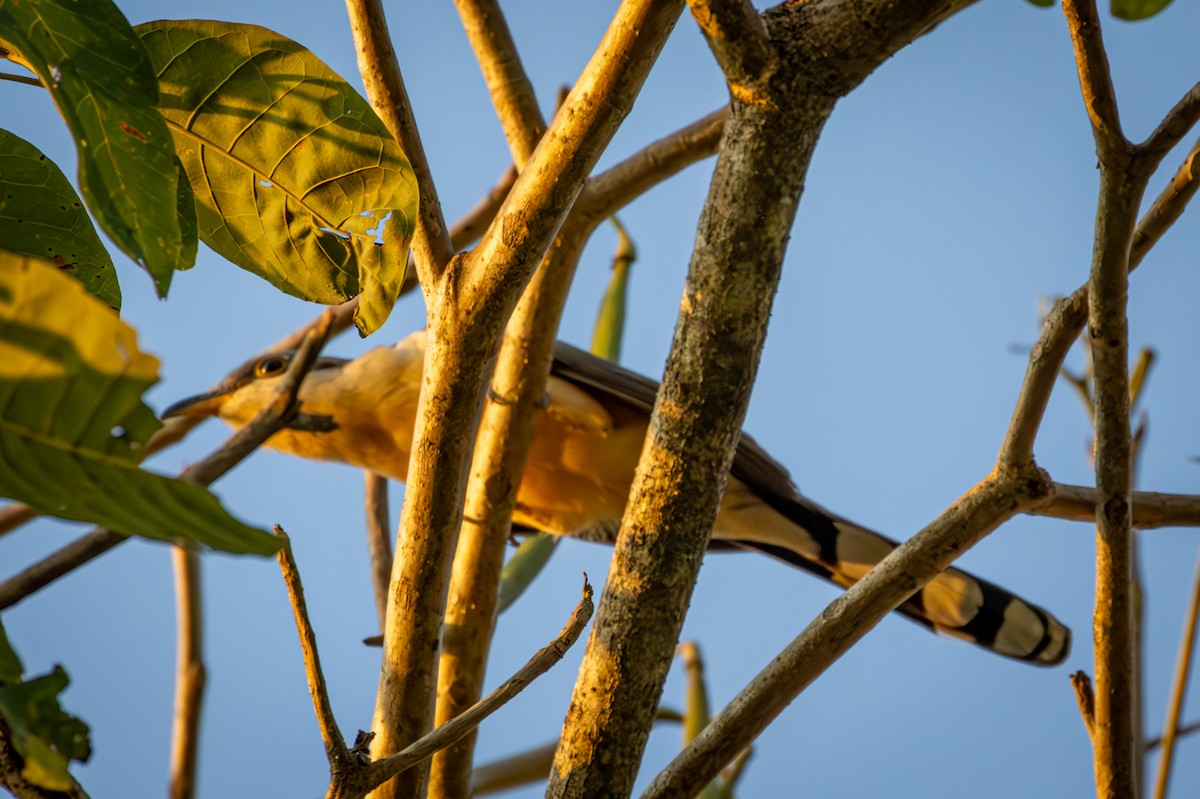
<box><xmin>164</xmin><ymin>329</ymin><xmax>1069</xmax><ymax>666</ymax></box>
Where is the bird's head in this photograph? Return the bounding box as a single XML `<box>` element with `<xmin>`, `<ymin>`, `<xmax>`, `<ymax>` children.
<box><xmin>160</xmin><ymin>351</ymin><xmax>351</xmax><ymax>427</ymax></box>
<box><xmin>160</xmin><ymin>331</ymin><xmax>427</xmax><ymax>481</ymax></box>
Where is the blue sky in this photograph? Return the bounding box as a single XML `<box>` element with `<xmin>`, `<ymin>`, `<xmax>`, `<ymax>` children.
<box><xmin>3</xmin><ymin>1</ymin><xmax>1199</xmax><ymax>797</ymax></box>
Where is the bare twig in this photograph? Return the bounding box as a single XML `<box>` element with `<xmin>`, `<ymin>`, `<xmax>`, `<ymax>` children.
<box><xmin>1073</xmin><ymin>670</ymin><xmax>1097</xmax><ymax>739</ymax></box>
<box><xmin>1146</xmin><ymin>720</ymin><xmax>1200</xmax><ymax>752</ymax></box>
<box><xmin>362</xmin><ymin>474</ymin><xmax>392</xmax><ymax>632</ymax></box>
<box><xmin>582</xmin><ymin>108</ymin><xmax>728</xmax><ymax>222</ymax></box>
<box><xmin>0</xmin><ymin>71</ymin><xmax>41</xmax><ymax>87</ymax></box>
<box><xmin>275</xmin><ymin>527</ymin><xmax>348</xmax><ymax>766</ymax></box>
<box><xmin>454</xmin><ymin>0</ymin><xmax>546</xmax><ymax>166</ymax></box>
<box><xmin>1063</xmin><ymin>0</ymin><xmax>1127</xmax><ymax>155</ymax></box>
<box><xmin>166</xmin><ymin>318</ymin><xmax>335</xmax><ymax>799</ymax></box>
<box><xmin>471</xmin><ymin>742</ymin><xmax>559</xmax><ymax>795</ymax></box>
<box><xmin>685</xmin><ymin>0</ymin><xmax>775</xmax><ymax>104</ymax></box>
<box><xmin>1063</xmin><ymin>3</ymin><xmax>1144</xmax><ymax>794</ymax></box>
<box><xmin>448</xmin><ymin>166</ymin><xmax>519</xmax><ymax>251</ymax></box>
<box><xmin>1000</xmin><ymin>291</ymin><xmax>1088</xmax><ymax>467</ymax></box>
<box><xmin>345</xmin><ymin>0</ymin><xmax>454</xmax><ymax>286</ymax></box>
<box><xmin>1139</xmin><ymin>81</ymin><xmax>1200</xmax><ymax>160</ymax></box>
<box><xmin>1130</xmin><ymin>137</ymin><xmax>1200</xmax><ymax>269</ymax></box>
<box><xmin>640</xmin><ymin>467</ymin><xmax>1055</xmax><ymax>797</ymax></box>
<box><xmin>369</xmin><ymin>580</ymin><xmax>592</xmax><ymax>788</ymax></box>
<box><xmin>1033</xmin><ymin>484</ymin><xmax>1200</xmax><ymax>529</ymax></box>
<box><xmin>1152</xmin><ymin>547</ymin><xmax>1200</xmax><ymax>799</ymax></box>
<box><xmin>168</xmin><ymin>547</ymin><xmax>204</xmax><ymax>799</ymax></box>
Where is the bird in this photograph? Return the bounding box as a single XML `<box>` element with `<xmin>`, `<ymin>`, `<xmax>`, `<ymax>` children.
<box><xmin>163</xmin><ymin>329</ymin><xmax>1070</xmax><ymax>666</ymax></box>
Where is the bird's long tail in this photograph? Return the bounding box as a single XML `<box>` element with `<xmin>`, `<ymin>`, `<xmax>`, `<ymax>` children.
<box><xmin>714</xmin><ymin>483</ymin><xmax>1070</xmax><ymax>666</ymax></box>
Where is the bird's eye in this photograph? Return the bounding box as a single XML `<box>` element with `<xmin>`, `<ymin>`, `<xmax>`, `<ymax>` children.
<box><xmin>255</xmin><ymin>357</ymin><xmax>288</xmax><ymax>378</ymax></box>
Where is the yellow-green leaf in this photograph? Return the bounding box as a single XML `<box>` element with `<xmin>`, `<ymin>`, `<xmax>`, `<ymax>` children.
<box><xmin>0</xmin><ymin>666</ymin><xmax>89</xmax><ymax>792</ymax></box>
<box><xmin>497</xmin><ymin>533</ymin><xmax>559</xmax><ymax>613</ymax></box>
<box><xmin>0</xmin><ymin>0</ymin><xmax>196</xmax><ymax>295</ymax></box>
<box><xmin>0</xmin><ymin>129</ymin><xmax>120</xmax><ymax>310</ymax></box>
<box><xmin>0</xmin><ymin>253</ymin><xmax>278</xmax><ymax>555</ymax></box>
<box><xmin>137</xmin><ymin>20</ymin><xmax>418</xmax><ymax>335</ymax></box>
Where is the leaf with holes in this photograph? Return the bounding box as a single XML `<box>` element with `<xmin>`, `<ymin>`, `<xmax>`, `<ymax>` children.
<box><xmin>0</xmin><ymin>252</ymin><xmax>278</xmax><ymax>555</ymax></box>
<box><xmin>137</xmin><ymin>20</ymin><xmax>417</xmax><ymax>335</ymax></box>
<box><xmin>0</xmin><ymin>0</ymin><xmax>196</xmax><ymax>295</ymax></box>
<box><xmin>0</xmin><ymin>129</ymin><xmax>120</xmax><ymax>310</ymax></box>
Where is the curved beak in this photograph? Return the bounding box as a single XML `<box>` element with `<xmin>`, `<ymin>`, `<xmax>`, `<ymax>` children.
<box><xmin>160</xmin><ymin>387</ymin><xmax>234</xmax><ymax>419</ymax></box>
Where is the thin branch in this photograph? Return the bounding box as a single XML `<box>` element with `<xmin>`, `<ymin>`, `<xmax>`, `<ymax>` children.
<box><xmin>1130</xmin><ymin>137</ymin><xmax>1200</xmax><ymax>269</ymax></box>
<box><xmin>274</xmin><ymin>527</ymin><xmax>348</xmax><ymax>766</ymax></box>
<box><xmin>639</xmin><ymin>467</ymin><xmax>1055</xmax><ymax>797</ymax></box>
<box><xmin>364</xmin><ymin>580</ymin><xmax>592</xmax><ymax>790</ymax></box>
<box><xmin>1073</xmin><ymin>670</ymin><xmax>1097</xmax><ymax>740</ymax></box>
<box><xmin>1064</xmin><ymin>2</ymin><xmax>1143</xmax><ymax>793</ymax></box>
<box><xmin>1138</xmin><ymin>81</ymin><xmax>1200</xmax><ymax>161</ymax></box>
<box><xmin>1033</xmin><ymin>484</ymin><xmax>1200</xmax><ymax>529</ymax></box>
<box><xmin>999</xmin><ymin>290</ymin><xmax>1088</xmax><ymax>467</ymax></box>
<box><xmin>462</xmin><ymin>0</ymin><xmax>687</xmax><ymax>308</ymax></box>
<box><xmin>0</xmin><ymin>71</ymin><xmax>41</xmax><ymax>87</ymax></box>
<box><xmin>345</xmin><ymin>0</ymin><xmax>454</xmax><ymax>286</ymax></box>
<box><xmin>454</xmin><ymin>0</ymin><xmax>546</xmax><ymax>166</ymax></box>
<box><xmin>581</xmin><ymin>107</ymin><xmax>728</xmax><ymax>221</ymax></box>
<box><xmin>1063</xmin><ymin>0</ymin><xmax>1128</xmax><ymax>154</ymax></box>
<box><xmin>685</xmin><ymin>0</ymin><xmax>775</xmax><ymax>104</ymax></box>
<box><xmin>1152</xmin><ymin>547</ymin><xmax>1200</xmax><ymax>799</ymax></box>
<box><xmin>168</xmin><ymin>547</ymin><xmax>204</xmax><ymax>799</ymax></box>
<box><xmin>362</xmin><ymin>473</ymin><xmax>392</xmax><ymax>632</ymax></box>
<box><xmin>471</xmin><ymin>742</ymin><xmax>558</xmax><ymax>796</ymax></box>
<box><xmin>448</xmin><ymin>166</ymin><xmax>519</xmax><ymax>251</ymax></box>
<box><xmin>1146</xmin><ymin>720</ymin><xmax>1200</xmax><ymax>752</ymax></box>
<box><xmin>0</xmin><ymin>504</ymin><xmax>36</xmax><ymax>539</ymax></box>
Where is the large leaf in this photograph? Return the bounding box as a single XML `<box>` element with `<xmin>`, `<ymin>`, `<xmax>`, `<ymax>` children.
<box><xmin>0</xmin><ymin>666</ymin><xmax>89</xmax><ymax>792</ymax></box>
<box><xmin>137</xmin><ymin>20</ymin><xmax>418</xmax><ymax>335</ymax></box>
<box><xmin>0</xmin><ymin>252</ymin><xmax>278</xmax><ymax>555</ymax></box>
<box><xmin>0</xmin><ymin>0</ymin><xmax>196</xmax><ymax>295</ymax></box>
<box><xmin>0</xmin><ymin>129</ymin><xmax>120</xmax><ymax>310</ymax></box>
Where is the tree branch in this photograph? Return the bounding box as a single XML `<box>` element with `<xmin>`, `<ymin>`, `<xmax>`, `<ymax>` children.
<box><xmin>685</xmin><ymin>0</ymin><xmax>775</xmax><ymax>105</ymax></box>
<box><xmin>581</xmin><ymin>108</ymin><xmax>728</xmax><ymax>222</ymax></box>
<box><xmin>1138</xmin><ymin>81</ymin><xmax>1200</xmax><ymax>160</ymax></box>
<box><xmin>362</xmin><ymin>473</ymin><xmax>392</xmax><ymax>632</ymax></box>
<box><xmin>1151</xmin><ymin>547</ymin><xmax>1200</xmax><ymax>799</ymax></box>
<box><xmin>454</xmin><ymin>0</ymin><xmax>546</xmax><ymax>167</ymax></box>
<box><xmin>274</xmin><ymin>527</ymin><xmax>348</xmax><ymax>770</ymax></box>
<box><xmin>640</xmin><ymin>467</ymin><xmax>1054</xmax><ymax>797</ymax></box>
<box><xmin>168</xmin><ymin>547</ymin><xmax>204</xmax><ymax>799</ymax></box>
<box><xmin>1033</xmin><ymin>484</ymin><xmax>1200</xmax><ymax>529</ymax></box>
<box><xmin>1063</xmin><ymin>0</ymin><xmax>1128</xmax><ymax>155</ymax></box>
<box><xmin>365</xmin><ymin>580</ymin><xmax>592</xmax><ymax>791</ymax></box>
<box><xmin>345</xmin><ymin>0</ymin><xmax>454</xmax><ymax>286</ymax></box>
<box><xmin>367</xmin><ymin>4</ymin><xmax>686</xmax><ymax>796</ymax></box>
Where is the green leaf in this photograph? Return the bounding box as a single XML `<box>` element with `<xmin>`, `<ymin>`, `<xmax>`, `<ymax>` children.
<box><xmin>497</xmin><ymin>533</ymin><xmax>559</xmax><ymax>613</ymax></box>
<box><xmin>1023</xmin><ymin>0</ymin><xmax>1055</xmax><ymax>8</ymax></box>
<box><xmin>0</xmin><ymin>253</ymin><xmax>279</xmax><ymax>555</ymax></box>
<box><xmin>0</xmin><ymin>618</ymin><xmax>22</xmax><ymax>684</ymax></box>
<box><xmin>0</xmin><ymin>0</ymin><xmax>196</xmax><ymax>295</ymax></box>
<box><xmin>0</xmin><ymin>666</ymin><xmax>89</xmax><ymax>791</ymax></box>
<box><xmin>1112</xmin><ymin>0</ymin><xmax>1172</xmax><ymax>19</ymax></box>
<box><xmin>137</xmin><ymin>20</ymin><xmax>418</xmax><ymax>336</ymax></box>
<box><xmin>589</xmin><ymin>217</ymin><xmax>636</xmax><ymax>362</ymax></box>
<box><xmin>0</xmin><ymin>129</ymin><xmax>120</xmax><ymax>310</ymax></box>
